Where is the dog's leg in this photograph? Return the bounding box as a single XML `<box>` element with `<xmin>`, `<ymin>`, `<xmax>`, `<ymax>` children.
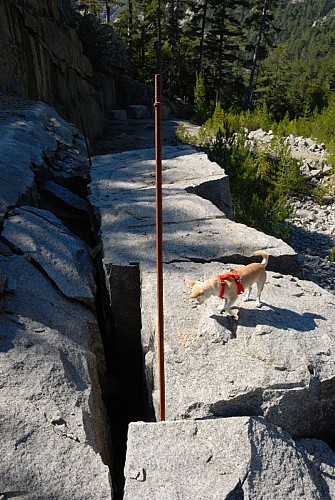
<box><xmin>224</xmin><ymin>296</ymin><xmax>238</xmax><ymax>316</ymax></box>
<box><xmin>243</xmin><ymin>286</ymin><xmax>251</xmax><ymax>302</ymax></box>
<box><xmin>255</xmin><ymin>279</ymin><xmax>265</xmax><ymax>308</ymax></box>
<box><xmin>218</xmin><ymin>298</ymin><xmax>227</xmax><ymax>314</ymax></box>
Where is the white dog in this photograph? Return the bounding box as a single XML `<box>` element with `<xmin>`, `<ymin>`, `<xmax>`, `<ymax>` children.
<box><xmin>186</xmin><ymin>250</ymin><xmax>268</xmax><ymax>315</ymax></box>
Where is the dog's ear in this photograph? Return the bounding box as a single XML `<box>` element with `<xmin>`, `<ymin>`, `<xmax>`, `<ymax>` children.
<box><xmin>185</xmin><ymin>278</ymin><xmax>197</xmax><ymax>287</ymax></box>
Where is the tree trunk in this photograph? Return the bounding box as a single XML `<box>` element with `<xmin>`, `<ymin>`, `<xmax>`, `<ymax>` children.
<box><xmin>105</xmin><ymin>0</ymin><xmax>110</xmax><ymax>23</ymax></box>
<box><xmin>246</xmin><ymin>0</ymin><xmax>269</xmax><ymax>110</ymax></box>
<box><xmin>216</xmin><ymin>1</ymin><xmax>226</xmax><ymax>104</ymax></box>
<box><xmin>198</xmin><ymin>0</ymin><xmax>208</xmax><ymax>73</ymax></box>
<box><xmin>128</xmin><ymin>0</ymin><xmax>133</xmax><ymax>58</ymax></box>
<box><xmin>155</xmin><ymin>0</ymin><xmax>163</xmax><ymax>74</ymax></box>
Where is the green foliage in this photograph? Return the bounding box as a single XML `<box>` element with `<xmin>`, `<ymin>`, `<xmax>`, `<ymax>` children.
<box><xmin>328</xmin><ymin>248</ymin><xmax>335</xmax><ymax>263</ymax></box>
<box><xmin>201</xmin><ymin>112</ymin><xmax>308</xmax><ymax>241</ymax></box>
<box><xmin>78</xmin><ymin>13</ymin><xmax>127</xmax><ymax>72</ymax></box>
<box><xmin>192</xmin><ymin>73</ymin><xmax>209</xmax><ymax>125</ymax></box>
<box><xmin>80</xmin><ymin>0</ymin><xmax>103</xmax><ymax>15</ymax></box>
<box><xmin>76</xmin><ymin>1</ymin><xmax>335</xmax><ymax>127</ymax></box>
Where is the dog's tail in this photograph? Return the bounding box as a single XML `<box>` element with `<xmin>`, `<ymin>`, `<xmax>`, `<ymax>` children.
<box><xmin>254</xmin><ymin>250</ymin><xmax>268</xmax><ymax>267</ymax></box>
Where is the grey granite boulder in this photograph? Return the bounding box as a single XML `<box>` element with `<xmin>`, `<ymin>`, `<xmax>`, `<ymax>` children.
<box><xmin>2</xmin><ymin>206</ymin><xmax>96</xmax><ymax>306</ymax></box>
<box><xmin>124</xmin><ymin>417</ymin><xmax>335</xmax><ymax>499</ymax></box>
<box><xmin>141</xmin><ymin>261</ymin><xmax>335</xmax><ymax>440</ymax></box>
<box><xmin>0</xmin><ymin>254</ymin><xmax>111</xmax><ymax>499</ymax></box>
<box><xmin>0</xmin><ymin>102</ymin><xmax>90</xmax><ymax>224</ymax></box>
<box><xmin>89</xmin><ymin>145</ymin><xmax>299</xmax><ymax>276</ymax></box>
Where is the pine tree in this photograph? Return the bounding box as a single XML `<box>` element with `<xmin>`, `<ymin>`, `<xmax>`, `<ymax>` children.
<box><xmin>202</xmin><ymin>0</ymin><xmax>246</xmax><ymax>106</ymax></box>
<box><xmin>245</xmin><ymin>0</ymin><xmax>279</xmax><ymax>110</ymax></box>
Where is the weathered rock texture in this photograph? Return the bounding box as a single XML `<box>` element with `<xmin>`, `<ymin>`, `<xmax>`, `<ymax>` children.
<box><xmin>0</xmin><ymin>101</ymin><xmax>88</xmax><ymax>225</ymax></box>
<box><xmin>0</xmin><ymin>102</ymin><xmax>113</xmax><ymax>497</ymax></box>
<box><xmin>124</xmin><ymin>417</ymin><xmax>335</xmax><ymax>499</ymax></box>
<box><xmin>89</xmin><ymin>145</ymin><xmax>298</xmax><ymax>274</ymax></box>
<box><xmin>0</xmin><ymin>254</ymin><xmax>111</xmax><ymax>499</ymax></box>
<box><xmin>0</xmin><ymin>0</ymin><xmax>103</xmax><ymax>138</ymax></box>
<box><xmin>89</xmin><ymin>138</ymin><xmax>335</xmax><ymax>498</ymax></box>
<box><xmin>141</xmin><ymin>262</ymin><xmax>335</xmax><ymax>441</ymax></box>
<box><xmin>2</xmin><ymin>206</ymin><xmax>96</xmax><ymax>306</ymax></box>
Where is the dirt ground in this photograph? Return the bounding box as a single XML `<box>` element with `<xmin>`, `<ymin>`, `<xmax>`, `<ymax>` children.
<box><xmin>91</xmin><ymin>118</ymin><xmax>199</xmax><ymax>155</ymax></box>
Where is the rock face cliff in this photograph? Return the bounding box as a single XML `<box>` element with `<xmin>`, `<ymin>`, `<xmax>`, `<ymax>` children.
<box><xmin>0</xmin><ymin>0</ymin><xmax>105</xmax><ymax>139</ymax></box>
<box><xmin>0</xmin><ymin>99</ymin><xmax>113</xmax><ymax>497</ymax></box>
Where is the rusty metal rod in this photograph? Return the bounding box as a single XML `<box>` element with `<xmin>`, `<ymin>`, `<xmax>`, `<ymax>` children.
<box><xmin>154</xmin><ymin>74</ymin><xmax>165</xmax><ymax>421</ymax></box>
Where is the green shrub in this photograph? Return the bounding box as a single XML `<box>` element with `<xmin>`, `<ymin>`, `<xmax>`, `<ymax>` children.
<box><xmin>206</xmin><ymin>126</ymin><xmax>307</xmax><ymax>241</ymax></box>
<box><xmin>192</xmin><ymin>73</ymin><xmax>214</xmax><ymax>125</ymax></box>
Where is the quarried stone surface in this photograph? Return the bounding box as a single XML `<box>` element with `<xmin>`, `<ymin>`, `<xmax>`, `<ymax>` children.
<box><xmin>141</xmin><ymin>261</ymin><xmax>335</xmax><ymax>441</ymax></box>
<box><xmin>89</xmin><ymin>145</ymin><xmax>299</xmax><ymax>275</ymax></box>
<box><xmin>0</xmin><ymin>0</ymin><xmax>104</xmax><ymax>138</ymax></box>
<box><xmin>0</xmin><ymin>254</ymin><xmax>111</xmax><ymax>498</ymax></box>
<box><xmin>124</xmin><ymin>417</ymin><xmax>335</xmax><ymax>500</ymax></box>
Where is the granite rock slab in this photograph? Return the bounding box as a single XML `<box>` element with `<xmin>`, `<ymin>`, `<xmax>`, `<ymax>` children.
<box><xmin>0</xmin><ymin>254</ymin><xmax>111</xmax><ymax>499</ymax></box>
<box><xmin>124</xmin><ymin>417</ymin><xmax>335</xmax><ymax>500</ymax></box>
<box><xmin>141</xmin><ymin>261</ymin><xmax>335</xmax><ymax>439</ymax></box>
<box><xmin>2</xmin><ymin>206</ymin><xmax>96</xmax><ymax>306</ymax></box>
<box><xmin>89</xmin><ymin>145</ymin><xmax>299</xmax><ymax>275</ymax></box>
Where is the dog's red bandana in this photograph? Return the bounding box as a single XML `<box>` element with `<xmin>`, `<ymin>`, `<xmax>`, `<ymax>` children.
<box><xmin>218</xmin><ymin>270</ymin><xmax>244</xmax><ymax>299</ymax></box>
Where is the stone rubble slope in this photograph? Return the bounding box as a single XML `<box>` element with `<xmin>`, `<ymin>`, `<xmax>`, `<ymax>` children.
<box><xmin>290</xmin><ymin>197</ymin><xmax>335</xmax><ymax>294</ymax></box>
<box><xmin>0</xmin><ymin>102</ymin><xmax>113</xmax><ymax>498</ymax></box>
<box><xmin>247</xmin><ymin>127</ymin><xmax>335</xmax><ymax>295</ymax></box>
<box><xmin>124</xmin><ymin>417</ymin><xmax>335</xmax><ymax>500</ymax></box>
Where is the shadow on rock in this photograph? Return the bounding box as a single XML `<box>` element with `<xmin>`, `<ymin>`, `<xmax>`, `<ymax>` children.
<box><xmin>234</xmin><ymin>303</ymin><xmax>326</xmax><ymax>332</ymax></box>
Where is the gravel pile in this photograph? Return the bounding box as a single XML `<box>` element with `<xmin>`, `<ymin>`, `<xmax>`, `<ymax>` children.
<box><xmin>290</xmin><ymin>198</ymin><xmax>335</xmax><ymax>294</ymax></box>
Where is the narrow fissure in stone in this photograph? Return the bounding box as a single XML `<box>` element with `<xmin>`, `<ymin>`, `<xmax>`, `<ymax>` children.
<box><xmin>35</xmin><ymin>170</ymin><xmax>149</xmax><ymax>498</ymax></box>
<box><xmin>101</xmin><ymin>263</ymin><xmax>150</xmax><ymax>498</ymax></box>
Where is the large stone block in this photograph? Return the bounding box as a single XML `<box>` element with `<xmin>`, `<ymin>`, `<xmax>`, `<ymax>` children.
<box><xmin>127</xmin><ymin>105</ymin><xmax>150</xmax><ymax>119</ymax></box>
<box><xmin>124</xmin><ymin>417</ymin><xmax>335</xmax><ymax>499</ymax></box>
<box><xmin>0</xmin><ymin>254</ymin><xmax>111</xmax><ymax>498</ymax></box>
<box><xmin>141</xmin><ymin>261</ymin><xmax>335</xmax><ymax>440</ymax></box>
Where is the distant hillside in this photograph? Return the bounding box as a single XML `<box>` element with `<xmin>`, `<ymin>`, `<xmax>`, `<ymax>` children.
<box><xmin>255</xmin><ymin>0</ymin><xmax>335</xmax><ymax>118</ymax></box>
<box><xmin>274</xmin><ymin>0</ymin><xmax>335</xmax><ymax>53</ymax></box>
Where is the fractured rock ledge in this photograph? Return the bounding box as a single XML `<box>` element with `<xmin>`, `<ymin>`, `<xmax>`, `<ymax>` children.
<box><xmin>0</xmin><ymin>102</ymin><xmax>112</xmax><ymax>498</ymax></box>
<box><xmin>124</xmin><ymin>417</ymin><xmax>335</xmax><ymax>499</ymax></box>
<box><xmin>0</xmin><ymin>254</ymin><xmax>111</xmax><ymax>499</ymax></box>
<box><xmin>142</xmin><ymin>262</ymin><xmax>335</xmax><ymax>441</ymax></box>
<box><xmin>89</xmin><ymin>145</ymin><xmax>299</xmax><ymax>275</ymax></box>
<box><xmin>2</xmin><ymin>206</ymin><xmax>96</xmax><ymax>307</ymax></box>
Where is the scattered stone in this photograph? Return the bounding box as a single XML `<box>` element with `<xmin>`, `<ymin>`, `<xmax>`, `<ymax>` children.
<box><xmin>290</xmin><ymin>197</ymin><xmax>335</xmax><ymax>295</ymax></box>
